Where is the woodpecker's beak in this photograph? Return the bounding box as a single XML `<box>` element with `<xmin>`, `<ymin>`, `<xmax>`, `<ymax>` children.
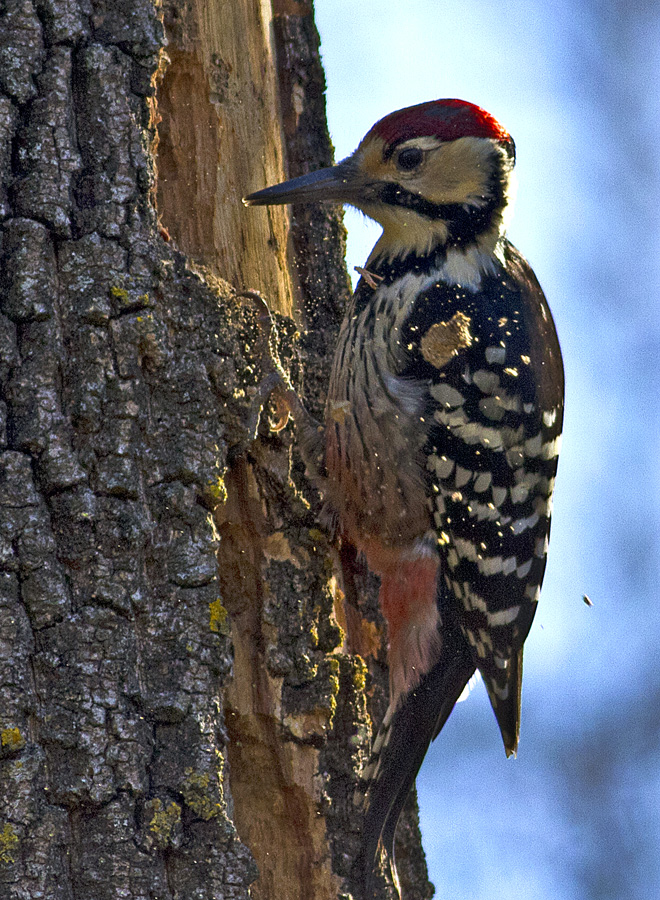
<box><xmin>243</xmin><ymin>158</ymin><xmax>363</xmax><ymax>207</ymax></box>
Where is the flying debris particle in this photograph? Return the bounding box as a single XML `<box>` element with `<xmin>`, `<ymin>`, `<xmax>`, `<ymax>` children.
<box><xmin>582</xmin><ymin>594</ymin><xmax>594</xmax><ymax>607</ymax></box>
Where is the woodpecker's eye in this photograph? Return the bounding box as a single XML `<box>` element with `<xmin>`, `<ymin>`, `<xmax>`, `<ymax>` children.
<box><xmin>395</xmin><ymin>147</ymin><xmax>424</xmax><ymax>172</ymax></box>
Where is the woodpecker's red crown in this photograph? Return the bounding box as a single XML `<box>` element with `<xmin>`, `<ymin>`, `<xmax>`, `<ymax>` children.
<box><xmin>370</xmin><ymin>99</ymin><xmax>513</xmax><ymax>151</ymax></box>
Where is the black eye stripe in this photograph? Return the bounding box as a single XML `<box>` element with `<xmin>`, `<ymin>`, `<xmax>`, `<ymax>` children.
<box><xmin>396</xmin><ymin>147</ymin><xmax>424</xmax><ymax>171</ymax></box>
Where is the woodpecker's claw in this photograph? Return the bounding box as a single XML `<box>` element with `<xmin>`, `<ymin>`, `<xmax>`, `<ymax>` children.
<box><xmin>355</xmin><ymin>266</ymin><xmax>384</xmax><ymax>290</ymax></box>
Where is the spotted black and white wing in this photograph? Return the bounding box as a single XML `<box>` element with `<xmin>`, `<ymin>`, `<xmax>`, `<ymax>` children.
<box><xmin>400</xmin><ymin>241</ymin><xmax>564</xmax><ymax>754</ymax></box>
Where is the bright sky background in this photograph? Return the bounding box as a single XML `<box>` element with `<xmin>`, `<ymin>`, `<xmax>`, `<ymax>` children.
<box><xmin>313</xmin><ymin>2</ymin><xmax>660</xmax><ymax>897</ymax></box>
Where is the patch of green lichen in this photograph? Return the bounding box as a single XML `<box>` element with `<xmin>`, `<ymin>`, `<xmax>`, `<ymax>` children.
<box><xmin>327</xmin><ymin>658</ymin><xmax>340</xmax><ymax>717</ymax></box>
<box><xmin>110</xmin><ymin>285</ymin><xmax>129</xmax><ymax>301</ymax></box>
<box><xmin>209</xmin><ymin>599</ymin><xmax>229</xmax><ymax>634</ymax></box>
<box><xmin>311</xmin><ymin>657</ymin><xmax>341</xmax><ymax>721</ymax></box>
<box><xmin>1</xmin><ymin>727</ymin><xmax>25</xmax><ymax>752</ymax></box>
<box><xmin>352</xmin><ymin>657</ymin><xmax>367</xmax><ymax>693</ymax></box>
<box><xmin>200</xmin><ymin>474</ymin><xmax>228</xmax><ymax>511</ymax></box>
<box><xmin>0</xmin><ymin>823</ymin><xmax>18</xmax><ymax>865</ymax></box>
<box><xmin>149</xmin><ymin>799</ymin><xmax>181</xmax><ymax>847</ymax></box>
<box><xmin>206</xmin><ymin>475</ymin><xmax>227</xmax><ymax>504</ymax></box>
<box><xmin>327</xmin><ymin>656</ymin><xmax>340</xmax><ymax>678</ymax></box>
<box><xmin>181</xmin><ymin>768</ymin><xmax>224</xmax><ymax>820</ymax></box>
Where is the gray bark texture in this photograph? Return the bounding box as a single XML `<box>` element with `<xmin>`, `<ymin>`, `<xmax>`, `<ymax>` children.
<box><xmin>0</xmin><ymin>1</ymin><xmax>434</xmax><ymax>898</ymax></box>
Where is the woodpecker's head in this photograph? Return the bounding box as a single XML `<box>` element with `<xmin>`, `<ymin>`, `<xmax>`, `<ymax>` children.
<box><xmin>245</xmin><ymin>99</ymin><xmax>516</xmax><ymax>268</ymax></box>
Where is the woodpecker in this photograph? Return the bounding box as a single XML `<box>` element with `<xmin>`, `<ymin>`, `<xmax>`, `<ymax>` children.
<box><xmin>244</xmin><ymin>99</ymin><xmax>564</xmax><ymax>896</ymax></box>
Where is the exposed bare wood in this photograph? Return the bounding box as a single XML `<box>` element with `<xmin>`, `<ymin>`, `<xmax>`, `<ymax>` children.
<box><xmin>159</xmin><ymin>0</ymin><xmax>297</xmax><ymax>316</ymax></box>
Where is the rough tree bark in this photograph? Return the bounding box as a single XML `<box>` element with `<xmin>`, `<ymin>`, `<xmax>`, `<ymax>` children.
<box><xmin>0</xmin><ymin>1</ymin><xmax>434</xmax><ymax>898</ymax></box>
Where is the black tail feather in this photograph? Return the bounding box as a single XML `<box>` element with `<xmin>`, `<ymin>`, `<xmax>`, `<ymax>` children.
<box><xmin>357</xmin><ymin>620</ymin><xmax>475</xmax><ymax>897</ymax></box>
<box><xmin>480</xmin><ymin>646</ymin><xmax>524</xmax><ymax>758</ymax></box>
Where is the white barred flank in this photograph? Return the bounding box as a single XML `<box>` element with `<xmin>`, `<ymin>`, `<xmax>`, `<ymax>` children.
<box><xmin>357</xmin><ymin>701</ymin><xmax>395</xmax><ymax>793</ymax></box>
<box><xmin>535</xmin><ymin>535</ymin><xmax>549</xmax><ymax>557</ymax></box>
<box><xmin>472</xmin><ymin>368</ymin><xmax>500</xmax><ymax>393</ymax></box>
<box><xmin>466</xmin><ymin>499</ymin><xmax>501</xmax><ymax>522</ymax></box>
<box><xmin>514</xmin><ymin>468</ymin><xmax>555</xmax><ymax>494</ymax></box>
<box><xmin>450</xmin><ymin>533</ymin><xmax>537</xmax><ymax>583</ymax></box>
<box><xmin>479</xmin><ymin>393</ymin><xmax>522</xmax><ymax>420</ymax></box>
<box><xmin>491</xmin><ymin>485</ymin><xmax>507</xmax><ymax>508</ymax></box>
<box><xmin>543</xmin><ymin>407</ymin><xmax>559</xmax><ymax>427</ymax></box>
<box><xmin>510</xmin><ymin>482</ymin><xmax>531</xmax><ymax>504</ymax></box>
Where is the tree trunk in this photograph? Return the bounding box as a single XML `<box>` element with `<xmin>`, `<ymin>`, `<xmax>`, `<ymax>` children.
<box><xmin>0</xmin><ymin>2</ymin><xmax>433</xmax><ymax>898</ymax></box>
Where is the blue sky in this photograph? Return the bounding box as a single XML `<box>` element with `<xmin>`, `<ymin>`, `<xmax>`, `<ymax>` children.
<box><xmin>313</xmin><ymin>2</ymin><xmax>660</xmax><ymax>897</ymax></box>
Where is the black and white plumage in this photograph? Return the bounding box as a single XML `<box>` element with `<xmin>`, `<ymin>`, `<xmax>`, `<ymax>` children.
<box><xmin>245</xmin><ymin>99</ymin><xmax>564</xmax><ymax>897</ymax></box>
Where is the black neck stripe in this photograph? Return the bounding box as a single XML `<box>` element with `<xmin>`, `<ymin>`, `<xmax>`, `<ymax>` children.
<box><xmin>375</xmin><ymin>151</ymin><xmax>509</xmax><ymax>247</ymax></box>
